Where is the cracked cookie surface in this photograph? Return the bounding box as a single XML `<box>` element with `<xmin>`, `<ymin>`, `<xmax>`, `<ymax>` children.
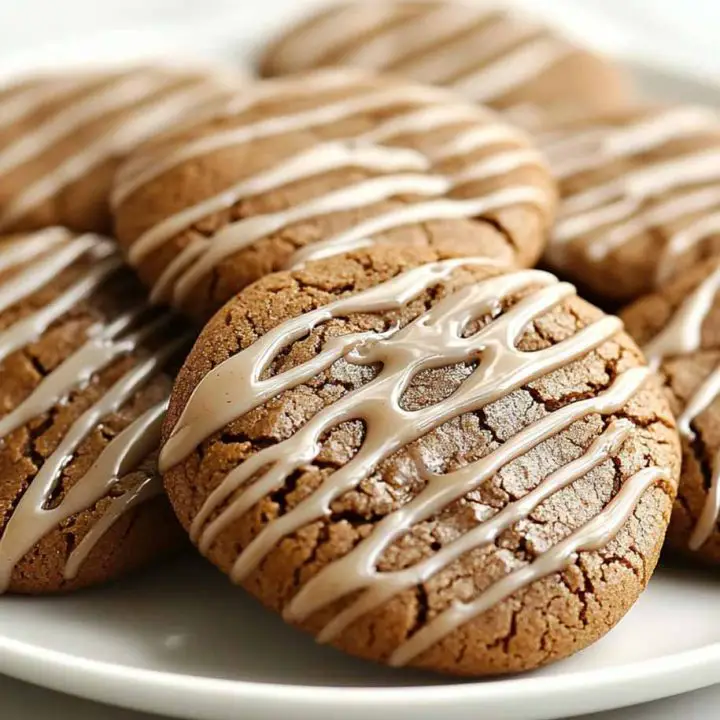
<box><xmin>258</xmin><ymin>0</ymin><xmax>633</xmax><ymax>124</ymax></box>
<box><xmin>113</xmin><ymin>69</ymin><xmax>556</xmax><ymax>324</ymax></box>
<box><xmin>622</xmin><ymin>257</ymin><xmax>720</xmax><ymax>564</ymax></box>
<box><xmin>161</xmin><ymin>245</ymin><xmax>679</xmax><ymax>675</ymax></box>
<box><xmin>0</xmin><ymin>64</ymin><xmax>241</xmax><ymax>235</ymax></box>
<box><xmin>0</xmin><ymin>229</ymin><xmax>187</xmax><ymax>594</ymax></box>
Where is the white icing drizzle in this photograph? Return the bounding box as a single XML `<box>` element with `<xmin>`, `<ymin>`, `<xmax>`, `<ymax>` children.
<box><xmin>0</xmin><ymin>68</ymin><xmax>237</xmax><ymax>231</ymax></box>
<box><xmin>112</xmin><ymin>83</ymin><xmax>454</xmax><ymax>208</ymax></box>
<box><xmin>0</xmin><ymin>80</ymin><xmax>225</xmax><ymax>232</ymax></box>
<box><xmin>657</xmin><ymin>211</ymin><xmax>720</xmax><ymax>283</ymax></box>
<box><xmin>543</xmin><ymin>107</ymin><xmax>720</xmax><ymax>278</ymax></box>
<box><xmin>273</xmin><ymin>2</ymin><xmax>403</xmax><ymax>72</ymax></box>
<box><xmin>0</xmin><ymin>72</ymin><xmax>168</xmax><ymax>177</ymax></box>
<box><xmin>129</xmin><ymin>142</ymin><xmax>430</xmax><ymax>266</ymax></box>
<box><xmin>0</xmin><ymin>77</ymin><xmax>94</xmax><ymax>132</ymax></box>
<box><xmin>0</xmin><ymin>226</ymin><xmax>71</xmax><ymax>275</ymax></box>
<box><xmin>117</xmin><ymin>71</ymin><xmax>546</xmax><ymax>312</ymax></box>
<box><xmin>160</xmin><ymin>258</ymin><xmax>669</xmax><ymax>662</ymax></box>
<box><xmin>343</xmin><ymin>3</ymin><xmax>495</xmax><ymax>71</ymax></box>
<box><xmin>270</xmin><ymin>2</ymin><xmax>574</xmax><ymax>106</ymax></box>
<box><xmin>392</xmin><ymin>16</ymin><xmax>539</xmax><ymax>87</ymax></box>
<box><xmin>284</xmin><ymin>185</ymin><xmax>547</xmax><ymax>270</ymax></box>
<box><xmin>0</xmin><ymin>231</ymin><xmax>187</xmax><ymax>590</ymax></box>
<box><xmin>643</xmin><ymin>263</ymin><xmax>720</xmax><ymax>550</ymax></box>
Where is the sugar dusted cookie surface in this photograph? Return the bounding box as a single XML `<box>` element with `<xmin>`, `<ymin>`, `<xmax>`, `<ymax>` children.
<box><xmin>622</xmin><ymin>258</ymin><xmax>720</xmax><ymax>564</ymax></box>
<box><xmin>160</xmin><ymin>245</ymin><xmax>679</xmax><ymax>676</ymax></box>
<box><xmin>540</xmin><ymin>105</ymin><xmax>720</xmax><ymax>304</ymax></box>
<box><xmin>259</xmin><ymin>1</ymin><xmax>633</xmax><ymax>121</ymax></box>
<box><xmin>0</xmin><ymin>64</ymin><xmax>241</xmax><ymax>234</ymax></box>
<box><xmin>0</xmin><ymin>228</ymin><xmax>188</xmax><ymax>594</ymax></box>
<box><xmin>113</xmin><ymin>69</ymin><xmax>556</xmax><ymax>323</ymax></box>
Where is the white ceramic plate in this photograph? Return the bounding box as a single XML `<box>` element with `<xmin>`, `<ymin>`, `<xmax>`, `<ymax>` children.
<box><xmin>1</xmin><ymin>19</ymin><xmax>720</xmax><ymax>720</ymax></box>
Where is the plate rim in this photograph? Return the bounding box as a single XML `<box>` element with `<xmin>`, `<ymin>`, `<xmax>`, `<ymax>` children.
<box><xmin>1</xmin><ymin>617</ymin><xmax>719</xmax><ymax>719</ymax></box>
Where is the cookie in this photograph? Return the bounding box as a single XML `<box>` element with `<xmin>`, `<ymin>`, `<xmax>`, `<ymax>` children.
<box><xmin>621</xmin><ymin>258</ymin><xmax>720</xmax><ymax>564</ymax></box>
<box><xmin>258</xmin><ymin>1</ymin><xmax>633</xmax><ymax>122</ymax></box>
<box><xmin>539</xmin><ymin>105</ymin><xmax>720</xmax><ymax>304</ymax></box>
<box><xmin>160</xmin><ymin>244</ymin><xmax>679</xmax><ymax>675</ymax></box>
<box><xmin>113</xmin><ymin>69</ymin><xmax>556</xmax><ymax>324</ymax></box>
<box><xmin>0</xmin><ymin>64</ymin><xmax>242</xmax><ymax>235</ymax></box>
<box><xmin>0</xmin><ymin>228</ymin><xmax>190</xmax><ymax>594</ymax></box>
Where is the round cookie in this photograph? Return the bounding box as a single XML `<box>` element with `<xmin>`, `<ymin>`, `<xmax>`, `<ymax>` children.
<box><xmin>160</xmin><ymin>244</ymin><xmax>679</xmax><ymax>676</ymax></box>
<box><xmin>258</xmin><ymin>1</ymin><xmax>634</xmax><ymax>122</ymax></box>
<box><xmin>539</xmin><ymin>105</ymin><xmax>720</xmax><ymax>304</ymax></box>
<box><xmin>0</xmin><ymin>64</ymin><xmax>242</xmax><ymax>235</ymax></box>
<box><xmin>621</xmin><ymin>257</ymin><xmax>720</xmax><ymax>564</ymax></box>
<box><xmin>0</xmin><ymin>228</ymin><xmax>189</xmax><ymax>594</ymax></box>
<box><xmin>113</xmin><ymin>69</ymin><xmax>556</xmax><ymax>324</ymax></box>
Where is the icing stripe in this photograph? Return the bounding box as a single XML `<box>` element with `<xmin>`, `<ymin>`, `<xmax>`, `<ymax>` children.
<box><xmin>0</xmin><ymin>253</ymin><xmax>121</xmax><ymax>363</ymax></box>
<box><xmin>544</xmin><ymin>108</ymin><xmax>720</xmax><ymax>276</ymax></box>
<box><xmin>0</xmin><ymin>81</ymin><xmax>222</xmax><ymax>231</ymax></box>
<box><xmin>0</xmin><ymin>232</ymin><xmax>106</xmax><ymax>314</ymax></box>
<box><xmin>0</xmin><ymin>78</ymin><xmax>95</xmax><ymax>132</ymax></box>
<box><xmin>0</xmin><ymin>226</ymin><xmax>71</xmax><ymax>274</ymax></box>
<box><xmin>389</xmin><ymin>466</ymin><xmax>668</xmax><ymax>666</ymax></box>
<box><xmin>0</xmin><ymin>333</ymin><xmax>181</xmax><ymax>591</ymax></box>
<box><xmin>115</xmin><ymin>72</ymin><xmax>545</xmax><ymax>311</ymax></box>
<box><xmin>643</xmin><ymin>264</ymin><xmax>720</xmax><ymax>550</ymax></box>
<box><xmin>112</xmin><ymin>84</ymin><xmax>454</xmax><ymax>207</ymax></box>
<box><xmin>345</xmin><ymin>4</ymin><xmax>495</xmax><ymax>71</ymax></box>
<box><xmin>399</xmin><ymin>17</ymin><xmax>541</xmax><ymax>87</ymax></box>
<box><xmin>295</xmin><ymin>418</ymin><xmax>633</xmax><ymax>635</ymax></box>
<box><xmin>285</xmin><ymin>186</ymin><xmax>548</xmax><ymax>269</ymax></box>
<box><xmin>0</xmin><ymin>72</ymin><xmax>169</xmax><ymax>177</ymax></box>
<box><xmin>0</xmin><ymin>232</ymin><xmax>188</xmax><ymax>588</ymax></box>
<box><xmin>270</xmin><ymin>3</ymin><xmax>575</xmax><ymax>107</ymax></box>
<box><xmin>129</xmin><ymin>143</ymin><xmax>430</xmax><ymax>265</ymax></box>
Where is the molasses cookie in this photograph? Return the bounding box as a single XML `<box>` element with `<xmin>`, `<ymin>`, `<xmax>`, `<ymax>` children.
<box><xmin>621</xmin><ymin>258</ymin><xmax>720</xmax><ymax>564</ymax></box>
<box><xmin>540</xmin><ymin>105</ymin><xmax>720</xmax><ymax>304</ymax></box>
<box><xmin>258</xmin><ymin>1</ymin><xmax>633</xmax><ymax>121</ymax></box>
<box><xmin>113</xmin><ymin>69</ymin><xmax>556</xmax><ymax>324</ymax></box>
<box><xmin>160</xmin><ymin>244</ymin><xmax>679</xmax><ymax>676</ymax></box>
<box><xmin>0</xmin><ymin>227</ymin><xmax>189</xmax><ymax>594</ymax></box>
<box><xmin>0</xmin><ymin>64</ymin><xmax>242</xmax><ymax>235</ymax></box>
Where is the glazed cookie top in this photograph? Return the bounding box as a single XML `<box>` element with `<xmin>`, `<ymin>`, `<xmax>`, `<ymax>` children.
<box><xmin>539</xmin><ymin>105</ymin><xmax>720</xmax><ymax>303</ymax></box>
<box><xmin>0</xmin><ymin>228</ymin><xmax>189</xmax><ymax>593</ymax></box>
<box><xmin>621</xmin><ymin>258</ymin><xmax>720</xmax><ymax>557</ymax></box>
<box><xmin>0</xmin><ymin>64</ymin><xmax>242</xmax><ymax>234</ymax></box>
<box><xmin>113</xmin><ymin>69</ymin><xmax>556</xmax><ymax>323</ymax></box>
<box><xmin>161</xmin><ymin>245</ymin><xmax>679</xmax><ymax>675</ymax></box>
<box><xmin>258</xmin><ymin>1</ymin><xmax>633</xmax><ymax>120</ymax></box>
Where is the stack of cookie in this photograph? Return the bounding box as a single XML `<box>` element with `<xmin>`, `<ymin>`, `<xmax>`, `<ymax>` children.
<box><xmin>2</xmin><ymin>0</ymin><xmax>719</xmax><ymax>679</ymax></box>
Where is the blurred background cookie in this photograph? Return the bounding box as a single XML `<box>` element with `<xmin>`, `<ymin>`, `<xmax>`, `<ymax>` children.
<box><xmin>0</xmin><ymin>228</ymin><xmax>190</xmax><ymax>594</ymax></box>
<box><xmin>0</xmin><ymin>64</ymin><xmax>243</xmax><ymax>235</ymax></box>
<box><xmin>622</xmin><ymin>257</ymin><xmax>720</xmax><ymax>565</ymax></box>
<box><xmin>160</xmin><ymin>244</ymin><xmax>679</xmax><ymax>676</ymax></box>
<box><xmin>113</xmin><ymin>69</ymin><xmax>556</xmax><ymax>323</ymax></box>
<box><xmin>539</xmin><ymin>105</ymin><xmax>720</xmax><ymax>305</ymax></box>
<box><xmin>258</xmin><ymin>1</ymin><xmax>634</xmax><ymax>123</ymax></box>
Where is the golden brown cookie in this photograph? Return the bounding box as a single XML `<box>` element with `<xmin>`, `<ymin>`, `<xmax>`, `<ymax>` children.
<box><xmin>621</xmin><ymin>257</ymin><xmax>720</xmax><ymax>564</ymax></box>
<box><xmin>539</xmin><ymin>105</ymin><xmax>720</xmax><ymax>304</ymax></box>
<box><xmin>113</xmin><ymin>69</ymin><xmax>557</xmax><ymax>324</ymax></box>
<box><xmin>0</xmin><ymin>228</ymin><xmax>190</xmax><ymax>594</ymax></box>
<box><xmin>0</xmin><ymin>64</ymin><xmax>242</xmax><ymax>235</ymax></box>
<box><xmin>258</xmin><ymin>1</ymin><xmax>633</xmax><ymax>121</ymax></box>
<box><xmin>160</xmin><ymin>244</ymin><xmax>679</xmax><ymax>676</ymax></box>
